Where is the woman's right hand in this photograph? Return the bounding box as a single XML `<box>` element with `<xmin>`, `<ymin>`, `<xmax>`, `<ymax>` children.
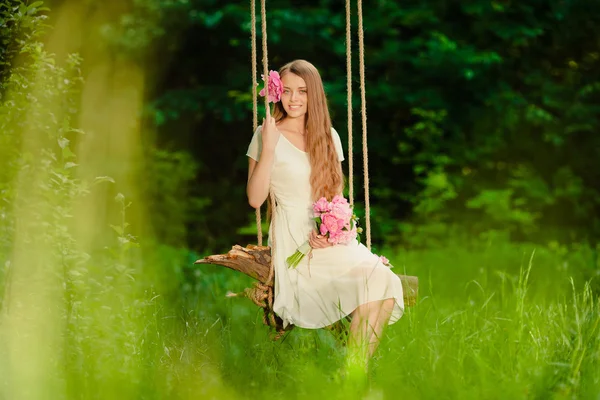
<box><xmin>261</xmin><ymin>104</ymin><xmax>280</xmax><ymax>152</ymax></box>
<box><xmin>309</xmin><ymin>230</ymin><xmax>332</xmax><ymax>249</ymax></box>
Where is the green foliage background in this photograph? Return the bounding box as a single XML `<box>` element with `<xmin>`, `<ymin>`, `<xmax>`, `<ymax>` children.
<box><xmin>38</xmin><ymin>0</ymin><xmax>599</xmax><ymax>253</ymax></box>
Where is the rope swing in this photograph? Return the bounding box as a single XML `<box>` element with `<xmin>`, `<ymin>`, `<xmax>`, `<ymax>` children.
<box><xmin>249</xmin><ymin>0</ymin><xmax>373</xmax><ymax>337</ymax></box>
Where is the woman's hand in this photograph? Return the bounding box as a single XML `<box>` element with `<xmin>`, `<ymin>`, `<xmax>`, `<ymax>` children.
<box><xmin>309</xmin><ymin>230</ymin><xmax>332</xmax><ymax>249</ymax></box>
<box><xmin>261</xmin><ymin>104</ymin><xmax>280</xmax><ymax>152</ymax></box>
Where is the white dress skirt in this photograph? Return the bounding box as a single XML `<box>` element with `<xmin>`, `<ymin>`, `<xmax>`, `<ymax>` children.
<box><xmin>247</xmin><ymin>126</ymin><xmax>404</xmax><ymax>329</ymax></box>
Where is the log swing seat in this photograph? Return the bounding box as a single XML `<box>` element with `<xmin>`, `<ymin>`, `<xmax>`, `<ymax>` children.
<box><xmin>195</xmin><ymin>0</ymin><xmax>418</xmax><ymax>340</ymax></box>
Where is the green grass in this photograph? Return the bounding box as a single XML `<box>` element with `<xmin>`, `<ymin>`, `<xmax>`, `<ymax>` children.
<box><xmin>2</xmin><ymin>240</ymin><xmax>597</xmax><ymax>399</ymax></box>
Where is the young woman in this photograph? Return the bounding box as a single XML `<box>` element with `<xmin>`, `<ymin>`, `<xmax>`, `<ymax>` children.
<box><xmin>246</xmin><ymin>59</ymin><xmax>404</xmax><ymax>365</ymax></box>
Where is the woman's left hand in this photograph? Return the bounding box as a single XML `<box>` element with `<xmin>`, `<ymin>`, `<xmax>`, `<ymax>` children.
<box><xmin>309</xmin><ymin>230</ymin><xmax>332</xmax><ymax>249</ymax></box>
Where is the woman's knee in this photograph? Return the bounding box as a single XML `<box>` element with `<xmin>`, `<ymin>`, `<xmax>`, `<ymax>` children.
<box><xmin>382</xmin><ymin>298</ymin><xmax>395</xmax><ymax>311</ymax></box>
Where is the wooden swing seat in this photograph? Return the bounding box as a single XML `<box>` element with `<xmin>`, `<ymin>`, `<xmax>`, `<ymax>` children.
<box><xmin>195</xmin><ymin>244</ymin><xmax>418</xmax><ymax>307</ymax></box>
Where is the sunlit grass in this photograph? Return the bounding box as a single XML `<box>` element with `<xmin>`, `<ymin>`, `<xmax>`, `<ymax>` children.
<box><xmin>101</xmin><ymin>242</ymin><xmax>596</xmax><ymax>400</ymax></box>
<box><xmin>10</xmin><ymin>241</ymin><xmax>585</xmax><ymax>399</ymax></box>
<box><xmin>2</xmin><ymin>233</ymin><xmax>599</xmax><ymax>399</ymax></box>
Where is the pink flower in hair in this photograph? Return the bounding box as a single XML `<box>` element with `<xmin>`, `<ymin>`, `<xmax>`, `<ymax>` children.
<box><xmin>259</xmin><ymin>70</ymin><xmax>283</xmax><ymax>103</ymax></box>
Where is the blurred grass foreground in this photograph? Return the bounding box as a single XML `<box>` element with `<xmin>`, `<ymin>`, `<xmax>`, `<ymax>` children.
<box><xmin>0</xmin><ymin>1</ymin><xmax>599</xmax><ymax>399</ymax></box>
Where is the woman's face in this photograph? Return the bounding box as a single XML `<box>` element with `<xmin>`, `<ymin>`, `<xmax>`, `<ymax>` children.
<box><xmin>281</xmin><ymin>72</ymin><xmax>308</xmax><ymax>119</ymax></box>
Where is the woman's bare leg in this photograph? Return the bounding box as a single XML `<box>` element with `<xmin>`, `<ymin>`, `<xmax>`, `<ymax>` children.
<box><xmin>368</xmin><ymin>298</ymin><xmax>395</xmax><ymax>357</ymax></box>
<box><xmin>347</xmin><ymin>298</ymin><xmax>396</xmax><ymax>369</ymax></box>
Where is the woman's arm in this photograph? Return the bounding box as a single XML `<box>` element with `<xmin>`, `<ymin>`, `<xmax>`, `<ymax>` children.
<box><xmin>247</xmin><ymin>108</ymin><xmax>279</xmax><ymax>208</ymax></box>
<box><xmin>247</xmin><ymin>151</ymin><xmax>275</xmax><ymax>208</ymax></box>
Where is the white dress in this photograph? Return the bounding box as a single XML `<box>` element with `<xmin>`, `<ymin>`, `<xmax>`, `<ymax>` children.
<box><xmin>247</xmin><ymin>126</ymin><xmax>404</xmax><ymax>329</ymax></box>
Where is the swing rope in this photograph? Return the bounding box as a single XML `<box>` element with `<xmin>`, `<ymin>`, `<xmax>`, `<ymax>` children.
<box><xmin>345</xmin><ymin>0</ymin><xmax>354</xmax><ymax>207</ymax></box>
<box><xmin>357</xmin><ymin>0</ymin><xmax>371</xmax><ymax>250</ymax></box>
<box><xmin>260</xmin><ymin>0</ymin><xmax>276</xmax><ymax>291</ymax></box>
<box><xmin>251</xmin><ymin>0</ymin><xmax>262</xmax><ymax>247</ymax></box>
<box><xmin>247</xmin><ymin>0</ymin><xmax>280</xmax><ymax>333</ymax></box>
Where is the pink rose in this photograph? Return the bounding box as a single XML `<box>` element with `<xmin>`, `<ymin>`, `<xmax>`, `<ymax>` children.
<box><xmin>322</xmin><ymin>213</ymin><xmax>341</xmax><ymax>236</ymax></box>
<box><xmin>259</xmin><ymin>70</ymin><xmax>283</xmax><ymax>103</ymax></box>
<box><xmin>331</xmin><ymin>227</ymin><xmax>356</xmax><ymax>244</ymax></box>
<box><xmin>331</xmin><ymin>195</ymin><xmax>348</xmax><ymax>205</ymax></box>
<box><xmin>330</xmin><ymin>203</ymin><xmax>352</xmax><ymax>224</ymax></box>
<box><xmin>379</xmin><ymin>255</ymin><xmax>389</xmax><ymax>265</ymax></box>
<box><xmin>328</xmin><ymin>232</ymin><xmax>340</xmax><ymax>244</ymax></box>
<box><xmin>346</xmin><ymin>227</ymin><xmax>357</xmax><ymax>242</ymax></box>
<box><xmin>319</xmin><ymin>223</ymin><xmax>329</xmax><ymax>236</ymax></box>
<box><xmin>313</xmin><ymin>197</ymin><xmax>331</xmax><ymax>216</ymax></box>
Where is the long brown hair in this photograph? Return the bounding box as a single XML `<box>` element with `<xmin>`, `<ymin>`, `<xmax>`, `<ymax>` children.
<box><xmin>272</xmin><ymin>60</ymin><xmax>344</xmax><ymax>201</ymax></box>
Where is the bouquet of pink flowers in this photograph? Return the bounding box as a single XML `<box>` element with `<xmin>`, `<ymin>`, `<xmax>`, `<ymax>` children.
<box><xmin>286</xmin><ymin>195</ymin><xmax>362</xmax><ymax>268</ymax></box>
